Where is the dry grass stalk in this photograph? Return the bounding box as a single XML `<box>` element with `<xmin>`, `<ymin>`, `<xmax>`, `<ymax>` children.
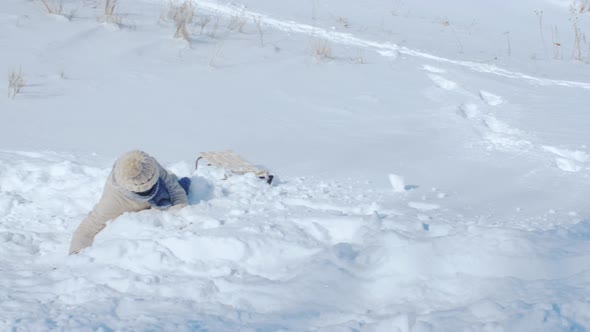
<box><xmin>228</xmin><ymin>13</ymin><xmax>247</xmax><ymax>32</ymax></box>
<box><xmin>8</xmin><ymin>68</ymin><xmax>25</xmax><ymax>99</ymax></box>
<box><xmin>504</xmin><ymin>31</ymin><xmax>511</xmax><ymax>57</ymax></box>
<box><xmin>207</xmin><ymin>16</ymin><xmax>220</xmax><ymax>38</ymax></box>
<box><xmin>552</xmin><ymin>26</ymin><xmax>562</xmax><ymax>59</ymax></box>
<box><xmin>350</xmin><ymin>56</ymin><xmax>365</xmax><ymax>64</ymax></box>
<box><xmin>209</xmin><ymin>42</ymin><xmax>223</xmax><ymax>67</ymax></box>
<box><xmin>573</xmin><ymin>20</ymin><xmax>583</xmax><ymax>60</ymax></box>
<box><xmin>166</xmin><ymin>1</ymin><xmax>194</xmax><ymax>41</ymax></box>
<box><xmin>573</xmin><ymin>0</ymin><xmax>590</xmax><ymax>13</ymax></box>
<box><xmin>102</xmin><ymin>0</ymin><xmax>123</xmax><ymax>25</ymax></box>
<box><xmin>568</xmin><ymin>2</ymin><xmax>590</xmax><ymax>61</ymax></box>
<box><xmin>167</xmin><ymin>1</ymin><xmax>194</xmax><ymax>24</ymax></box>
<box><xmin>197</xmin><ymin>16</ymin><xmax>211</xmax><ymax>34</ymax></box>
<box><xmin>105</xmin><ymin>0</ymin><xmax>117</xmax><ymax>16</ymax></box>
<box><xmin>439</xmin><ymin>18</ymin><xmax>464</xmax><ymax>53</ymax></box>
<box><xmin>534</xmin><ymin>10</ymin><xmax>549</xmax><ymax>58</ymax></box>
<box><xmin>311</xmin><ymin>38</ymin><xmax>332</xmax><ymax>60</ymax></box>
<box><xmin>336</xmin><ymin>17</ymin><xmax>350</xmax><ymax>28</ymax></box>
<box><xmin>40</xmin><ymin>0</ymin><xmax>64</xmax><ymax>15</ymax></box>
<box><xmin>175</xmin><ymin>21</ymin><xmax>189</xmax><ymax>41</ymax></box>
<box><xmin>252</xmin><ymin>15</ymin><xmax>264</xmax><ymax>46</ymax></box>
<box><xmin>350</xmin><ymin>49</ymin><xmax>366</xmax><ymax>64</ymax></box>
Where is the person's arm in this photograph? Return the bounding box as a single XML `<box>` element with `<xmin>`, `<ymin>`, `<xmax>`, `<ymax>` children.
<box><xmin>69</xmin><ymin>182</ymin><xmax>128</xmax><ymax>254</ymax></box>
<box><xmin>159</xmin><ymin>165</ymin><xmax>189</xmax><ymax>207</ymax></box>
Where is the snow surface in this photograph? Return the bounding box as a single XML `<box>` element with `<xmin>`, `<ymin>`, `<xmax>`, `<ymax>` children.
<box><xmin>2</xmin><ymin>0</ymin><xmax>590</xmax><ymax>330</ymax></box>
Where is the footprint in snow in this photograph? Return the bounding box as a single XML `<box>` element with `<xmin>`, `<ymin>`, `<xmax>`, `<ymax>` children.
<box><xmin>422</xmin><ymin>65</ymin><xmax>446</xmax><ymax>74</ymax></box>
<box><xmin>554</xmin><ymin>158</ymin><xmax>583</xmax><ymax>172</ymax></box>
<box><xmin>457</xmin><ymin>102</ymin><xmax>533</xmax><ymax>151</ymax></box>
<box><xmin>542</xmin><ymin>145</ymin><xmax>590</xmax><ymax>163</ymax></box>
<box><xmin>458</xmin><ymin>103</ymin><xmax>480</xmax><ymax>119</ymax></box>
<box><xmin>479</xmin><ymin>90</ymin><xmax>504</xmax><ymax>106</ymax></box>
<box><xmin>542</xmin><ymin>145</ymin><xmax>589</xmax><ymax>172</ymax></box>
<box><xmin>427</xmin><ymin>74</ymin><xmax>457</xmax><ymax>90</ymax></box>
<box><xmin>482</xmin><ymin>116</ymin><xmax>521</xmax><ymax>136</ymax></box>
<box><xmin>377</xmin><ymin>50</ymin><xmax>399</xmax><ymax>59</ymax></box>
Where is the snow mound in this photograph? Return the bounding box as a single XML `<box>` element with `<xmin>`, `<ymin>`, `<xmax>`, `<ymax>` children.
<box><xmin>1</xmin><ymin>151</ymin><xmax>589</xmax><ymax>330</ymax></box>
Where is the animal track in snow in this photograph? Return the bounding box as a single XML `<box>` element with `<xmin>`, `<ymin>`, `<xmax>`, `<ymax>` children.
<box><xmin>195</xmin><ymin>0</ymin><xmax>590</xmax><ymax>170</ymax></box>
<box><xmin>555</xmin><ymin>158</ymin><xmax>583</xmax><ymax>172</ymax></box>
<box><xmin>457</xmin><ymin>104</ymin><xmax>589</xmax><ymax>172</ymax></box>
<box><xmin>458</xmin><ymin>103</ymin><xmax>480</xmax><ymax>119</ymax></box>
<box><xmin>422</xmin><ymin>65</ymin><xmax>446</xmax><ymax>74</ymax></box>
<box><xmin>479</xmin><ymin>90</ymin><xmax>504</xmax><ymax>106</ymax></box>
<box><xmin>457</xmin><ymin>102</ymin><xmax>533</xmax><ymax>151</ymax></box>
<box><xmin>482</xmin><ymin>116</ymin><xmax>521</xmax><ymax>136</ymax></box>
<box><xmin>428</xmin><ymin>74</ymin><xmax>457</xmax><ymax>90</ymax></box>
<box><xmin>542</xmin><ymin>146</ymin><xmax>589</xmax><ymax>163</ymax></box>
<box><xmin>456</xmin><ymin>97</ymin><xmax>588</xmax><ymax>173</ymax></box>
<box><xmin>377</xmin><ymin>50</ymin><xmax>399</xmax><ymax>59</ymax></box>
<box><xmin>542</xmin><ymin>146</ymin><xmax>589</xmax><ymax>172</ymax></box>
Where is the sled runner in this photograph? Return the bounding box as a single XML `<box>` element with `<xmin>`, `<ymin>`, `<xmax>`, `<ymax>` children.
<box><xmin>196</xmin><ymin>150</ymin><xmax>274</xmax><ymax>184</ymax></box>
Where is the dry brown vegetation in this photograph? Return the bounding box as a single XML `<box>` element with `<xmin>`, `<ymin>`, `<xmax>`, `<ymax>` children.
<box><xmin>101</xmin><ymin>0</ymin><xmax>123</xmax><ymax>25</ymax></box>
<box><xmin>568</xmin><ymin>3</ymin><xmax>589</xmax><ymax>61</ymax></box>
<box><xmin>227</xmin><ymin>12</ymin><xmax>247</xmax><ymax>32</ymax></box>
<box><xmin>573</xmin><ymin>0</ymin><xmax>590</xmax><ymax>13</ymax></box>
<box><xmin>166</xmin><ymin>1</ymin><xmax>195</xmax><ymax>41</ymax></box>
<box><xmin>40</xmin><ymin>0</ymin><xmax>63</xmax><ymax>15</ymax></box>
<box><xmin>310</xmin><ymin>38</ymin><xmax>332</xmax><ymax>60</ymax></box>
<box><xmin>252</xmin><ymin>15</ymin><xmax>264</xmax><ymax>46</ymax></box>
<box><xmin>8</xmin><ymin>68</ymin><xmax>25</xmax><ymax>99</ymax></box>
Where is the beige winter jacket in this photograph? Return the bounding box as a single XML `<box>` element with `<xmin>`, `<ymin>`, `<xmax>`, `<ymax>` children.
<box><xmin>69</xmin><ymin>163</ymin><xmax>188</xmax><ymax>254</ymax></box>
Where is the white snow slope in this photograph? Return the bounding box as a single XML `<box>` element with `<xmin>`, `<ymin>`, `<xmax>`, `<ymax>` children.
<box><xmin>2</xmin><ymin>0</ymin><xmax>590</xmax><ymax>330</ymax></box>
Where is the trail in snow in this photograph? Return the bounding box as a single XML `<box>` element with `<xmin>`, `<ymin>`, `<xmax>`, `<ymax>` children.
<box><xmin>190</xmin><ymin>0</ymin><xmax>590</xmax><ymax>91</ymax></box>
<box><xmin>421</xmin><ymin>63</ymin><xmax>590</xmax><ymax>173</ymax></box>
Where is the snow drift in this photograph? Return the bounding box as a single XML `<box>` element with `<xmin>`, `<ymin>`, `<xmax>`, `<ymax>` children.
<box><xmin>1</xmin><ymin>150</ymin><xmax>589</xmax><ymax>331</ymax></box>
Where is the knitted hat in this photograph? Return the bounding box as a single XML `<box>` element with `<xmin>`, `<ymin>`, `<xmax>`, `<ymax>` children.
<box><xmin>114</xmin><ymin>150</ymin><xmax>160</xmax><ymax>193</ymax></box>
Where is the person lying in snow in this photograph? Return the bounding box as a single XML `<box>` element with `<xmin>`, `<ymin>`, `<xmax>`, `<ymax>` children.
<box><xmin>69</xmin><ymin>150</ymin><xmax>191</xmax><ymax>255</ymax></box>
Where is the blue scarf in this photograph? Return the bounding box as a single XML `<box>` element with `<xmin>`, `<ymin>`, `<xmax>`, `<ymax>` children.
<box><xmin>126</xmin><ymin>177</ymin><xmax>172</xmax><ymax>210</ymax></box>
<box><xmin>148</xmin><ymin>178</ymin><xmax>172</xmax><ymax>209</ymax></box>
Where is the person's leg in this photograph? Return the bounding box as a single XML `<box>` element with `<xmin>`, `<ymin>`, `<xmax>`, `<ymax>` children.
<box><xmin>178</xmin><ymin>177</ymin><xmax>191</xmax><ymax>195</ymax></box>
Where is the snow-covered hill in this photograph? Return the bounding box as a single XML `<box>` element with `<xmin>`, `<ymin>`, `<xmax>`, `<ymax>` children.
<box><xmin>1</xmin><ymin>0</ymin><xmax>590</xmax><ymax>330</ymax></box>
